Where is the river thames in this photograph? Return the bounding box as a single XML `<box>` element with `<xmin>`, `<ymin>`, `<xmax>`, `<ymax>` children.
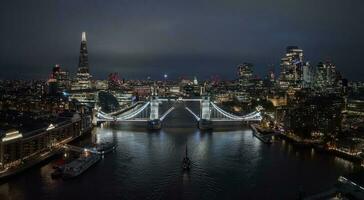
<box><xmin>0</xmin><ymin>104</ymin><xmax>359</xmax><ymax>200</ymax></box>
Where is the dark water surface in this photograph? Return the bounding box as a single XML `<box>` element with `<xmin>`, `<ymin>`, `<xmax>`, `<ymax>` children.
<box><xmin>0</xmin><ymin>104</ymin><xmax>358</xmax><ymax>200</ymax></box>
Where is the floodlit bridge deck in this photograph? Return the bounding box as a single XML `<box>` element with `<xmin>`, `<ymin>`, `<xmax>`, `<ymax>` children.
<box><xmin>93</xmin><ymin>97</ymin><xmax>262</xmax><ymax>129</ymax></box>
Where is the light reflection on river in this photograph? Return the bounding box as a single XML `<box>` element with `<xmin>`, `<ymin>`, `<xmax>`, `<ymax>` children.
<box><xmin>0</xmin><ymin>103</ymin><xmax>359</xmax><ymax>199</ymax></box>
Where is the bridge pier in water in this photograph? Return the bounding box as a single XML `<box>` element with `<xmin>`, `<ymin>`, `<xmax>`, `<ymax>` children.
<box><xmin>147</xmin><ymin>119</ymin><xmax>162</xmax><ymax>130</ymax></box>
<box><xmin>148</xmin><ymin>96</ymin><xmax>162</xmax><ymax>130</ymax></box>
<box><xmin>198</xmin><ymin>119</ymin><xmax>212</xmax><ymax>130</ymax></box>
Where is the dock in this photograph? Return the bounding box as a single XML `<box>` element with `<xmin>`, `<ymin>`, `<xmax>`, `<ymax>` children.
<box><xmin>250</xmin><ymin>124</ymin><xmax>275</xmax><ymax>144</ymax></box>
<box><xmin>62</xmin><ymin>144</ymin><xmax>100</xmax><ymax>154</ymax></box>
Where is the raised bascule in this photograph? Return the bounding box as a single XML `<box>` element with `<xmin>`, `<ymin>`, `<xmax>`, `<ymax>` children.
<box><xmin>93</xmin><ymin>95</ymin><xmax>262</xmax><ymax>130</ymax></box>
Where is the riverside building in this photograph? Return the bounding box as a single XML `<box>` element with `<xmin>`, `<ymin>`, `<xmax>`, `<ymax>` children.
<box><xmin>0</xmin><ymin>112</ymin><xmax>92</xmax><ymax>178</ymax></box>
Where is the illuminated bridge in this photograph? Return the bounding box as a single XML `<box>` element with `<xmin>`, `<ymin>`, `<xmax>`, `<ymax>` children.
<box><xmin>93</xmin><ymin>96</ymin><xmax>262</xmax><ymax>130</ymax></box>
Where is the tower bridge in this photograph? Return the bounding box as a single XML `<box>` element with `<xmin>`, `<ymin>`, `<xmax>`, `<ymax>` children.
<box><xmin>93</xmin><ymin>96</ymin><xmax>262</xmax><ymax>130</ymax></box>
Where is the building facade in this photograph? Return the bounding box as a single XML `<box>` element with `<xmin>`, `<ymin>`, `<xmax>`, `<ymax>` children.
<box><xmin>0</xmin><ymin>113</ymin><xmax>92</xmax><ymax>177</ymax></box>
<box><xmin>72</xmin><ymin>32</ymin><xmax>92</xmax><ymax>91</ymax></box>
<box><xmin>279</xmin><ymin>46</ymin><xmax>310</xmax><ymax>89</ymax></box>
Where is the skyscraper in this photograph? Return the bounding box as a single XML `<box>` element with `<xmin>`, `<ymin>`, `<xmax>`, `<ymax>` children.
<box><xmin>315</xmin><ymin>60</ymin><xmax>338</xmax><ymax>90</ymax></box>
<box><xmin>279</xmin><ymin>46</ymin><xmax>309</xmax><ymax>89</ymax></box>
<box><xmin>52</xmin><ymin>64</ymin><xmax>70</xmax><ymax>91</ymax></box>
<box><xmin>72</xmin><ymin>32</ymin><xmax>92</xmax><ymax>90</ymax></box>
<box><xmin>237</xmin><ymin>63</ymin><xmax>254</xmax><ymax>89</ymax></box>
<box><xmin>302</xmin><ymin>62</ymin><xmax>313</xmax><ymax>88</ymax></box>
<box><xmin>108</xmin><ymin>72</ymin><xmax>123</xmax><ymax>90</ymax></box>
<box><xmin>78</xmin><ymin>32</ymin><xmax>89</xmax><ymax>74</ymax></box>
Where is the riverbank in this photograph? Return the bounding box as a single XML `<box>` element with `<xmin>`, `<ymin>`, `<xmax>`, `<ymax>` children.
<box><xmin>0</xmin><ymin>127</ymin><xmax>92</xmax><ymax>181</ymax></box>
<box><xmin>250</xmin><ymin>123</ymin><xmax>272</xmax><ymax>144</ymax></box>
<box><xmin>1</xmin><ymin>126</ymin><xmax>356</xmax><ymax>200</ymax></box>
<box><xmin>278</xmin><ymin>132</ymin><xmax>363</xmax><ymax>164</ymax></box>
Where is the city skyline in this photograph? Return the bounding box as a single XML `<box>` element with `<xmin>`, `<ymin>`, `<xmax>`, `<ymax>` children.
<box><xmin>1</xmin><ymin>0</ymin><xmax>364</xmax><ymax>80</ymax></box>
<box><xmin>2</xmin><ymin>2</ymin><xmax>364</xmax><ymax>199</ymax></box>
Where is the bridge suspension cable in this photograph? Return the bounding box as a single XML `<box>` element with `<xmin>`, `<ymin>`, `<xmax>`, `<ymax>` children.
<box><xmin>116</xmin><ymin>102</ymin><xmax>150</xmax><ymax>120</ymax></box>
<box><xmin>96</xmin><ymin>102</ymin><xmax>151</xmax><ymax>121</ymax></box>
<box><xmin>210</xmin><ymin>102</ymin><xmax>262</xmax><ymax>121</ymax></box>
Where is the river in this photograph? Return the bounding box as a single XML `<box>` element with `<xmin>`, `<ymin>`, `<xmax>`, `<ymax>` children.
<box><xmin>0</xmin><ymin>102</ymin><xmax>358</xmax><ymax>199</ymax></box>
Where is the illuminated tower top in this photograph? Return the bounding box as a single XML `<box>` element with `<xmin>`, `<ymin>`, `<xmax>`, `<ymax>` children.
<box><xmin>78</xmin><ymin>32</ymin><xmax>89</xmax><ymax>74</ymax></box>
<box><xmin>81</xmin><ymin>31</ymin><xmax>87</xmax><ymax>42</ymax></box>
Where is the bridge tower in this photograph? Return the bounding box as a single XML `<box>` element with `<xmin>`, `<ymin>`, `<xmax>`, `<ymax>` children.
<box><xmin>150</xmin><ymin>97</ymin><xmax>159</xmax><ymax>120</ymax></box>
<box><xmin>92</xmin><ymin>104</ymin><xmax>100</xmax><ymax>126</ymax></box>
<box><xmin>148</xmin><ymin>96</ymin><xmax>161</xmax><ymax>130</ymax></box>
<box><xmin>92</xmin><ymin>91</ymin><xmax>101</xmax><ymax>126</ymax></box>
<box><xmin>201</xmin><ymin>96</ymin><xmax>211</xmax><ymax>120</ymax></box>
<box><xmin>198</xmin><ymin>96</ymin><xmax>212</xmax><ymax>130</ymax></box>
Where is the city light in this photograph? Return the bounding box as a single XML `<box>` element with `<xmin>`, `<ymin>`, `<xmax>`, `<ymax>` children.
<box><xmin>1</xmin><ymin>2</ymin><xmax>364</xmax><ymax>199</ymax></box>
<box><xmin>46</xmin><ymin>124</ymin><xmax>56</xmax><ymax>131</ymax></box>
<box><xmin>1</xmin><ymin>131</ymin><xmax>22</xmax><ymax>142</ymax></box>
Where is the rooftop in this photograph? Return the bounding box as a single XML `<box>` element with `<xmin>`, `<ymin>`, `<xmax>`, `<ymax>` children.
<box><xmin>0</xmin><ymin>111</ymin><xmax>77</xmax><ymax>138</ymax></box>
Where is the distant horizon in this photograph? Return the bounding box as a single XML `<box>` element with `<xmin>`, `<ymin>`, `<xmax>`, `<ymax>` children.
<box><xmin>1</xmin><ymin>0</ymin><xmax>364</xmax><ymax>81</ymax></box>
<box><xmin>0</xmin><ymin>50</ymin><xmax>360</xmax><ymax>81</ymax></box>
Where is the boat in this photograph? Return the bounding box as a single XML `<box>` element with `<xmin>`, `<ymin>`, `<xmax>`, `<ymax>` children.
<box><xmin>62</xmin><ymin>151</ymin><xmax>100</xmax><ymax>179</ymax></box>
<box><xmin>95</xmin><ymin>142</ymin><xmax>117</xmax><ymax>154</ymax></box>
<box><xmin>250</xmin><ymin>124</ymin><xmax>272</xmax><ymax>144</ymax></box>
<box><xmin>182</xmin><ymin>145</ymin><xmax>191</xmax><ymax>171</ymax></box>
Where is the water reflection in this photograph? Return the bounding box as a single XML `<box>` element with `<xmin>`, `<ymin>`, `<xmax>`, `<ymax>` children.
<box><xmin>0</xmin><ymin>123</ymin><xmax>359</xmax><ymax>200</ymax></box>
<box><xmin>333</xmin><ymin>157</ymin><xmax>355</xmax><ymax>170</ymax></box>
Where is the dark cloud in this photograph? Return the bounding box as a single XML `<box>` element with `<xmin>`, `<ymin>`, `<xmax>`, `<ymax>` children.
<box><xmin>1</xmin><ymin>0</ymin><xmax>364</xmax><ymax>80</ymax></box>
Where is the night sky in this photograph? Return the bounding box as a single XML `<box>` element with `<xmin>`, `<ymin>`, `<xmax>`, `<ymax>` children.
<box><xmin>1</xmin><ymin>0</ymin><xmax>364</xmax><ymax>80</ymax></box>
